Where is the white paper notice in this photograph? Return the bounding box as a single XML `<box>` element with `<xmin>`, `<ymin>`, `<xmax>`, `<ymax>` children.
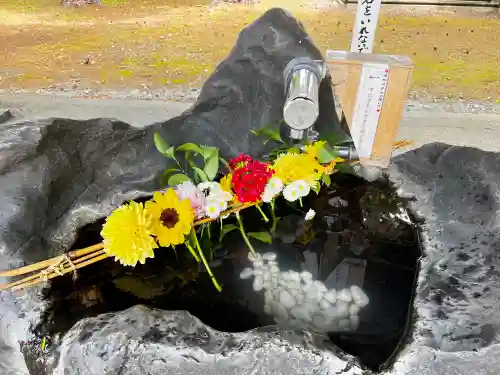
<box><xmin>350</xmin><ymin>63</ymin><xmax>389</xmax><ymax>158</ymax></box>
<box><xmin>350</xmin><ymin>0</ymin><xmax>383</xmax><ymax>53</ymax></box>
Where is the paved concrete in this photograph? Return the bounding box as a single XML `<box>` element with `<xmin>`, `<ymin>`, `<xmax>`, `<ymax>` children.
<box><xmin>0</xmin><ymin>94</ymin><xmax>499</xmax><ymax>154</ymax></box>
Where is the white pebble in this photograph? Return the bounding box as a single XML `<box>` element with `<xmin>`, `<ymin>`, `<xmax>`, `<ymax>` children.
<box><xmin>270</xmin><ymin>265</ymin><xmax>280</xmax><ymax>274</ymax></box>
<box><xmin>278</xmin><ymin>279</ymin><xmax>288</xmax><ymax>288</ymax></box>
<box><xmin>295</xmin><ymin>293</ymin><xmax>305</xmax><ymax>305</ymax></box>
<box><xmin>320</xmin><ymin>300</ymin><xmax>332</xmax><ymax>310</ymax></box>
<box><xmin>253</xmin><ymin>259</ymin><xmax>264</xmax><ymax>268</ymax></box>
<box><xmin>350</xmin><ymin>285</ymin><xmax>369</xmax><ymax>307</ymax></box>
<box><xmin>264</xmin><ymin>290</ymin><xmax>272</xmax><ymax>300</ymax></box>
<box><xmin>262</xmin><ymin>252</ymin><xmax>277</xmax><ymax>261</ymax></box>
<box><xmin>268</xmin><ymin>260</ymin><xmax>278</xmax><ymax>266</ymax></box>
<box><xmin>239</xmin><ymin>268</ymin><xmax>253</xmax><ymax>279</ymax></box>
<box><xmin>281</xmin><ymin>273</ymin><xmax>290</xmax><ymax>282</ymax></box>
<box><xmin>300</xmin><ymin>271</ymin><xmax>313</xmax><ymax>283</ymax></box>
<box><xmin>338</xmin><ymin>288</ymin><xmax>353</xmax><ymax>303</ymax></box>
<box><xmin>253</xmin><ymin>276</ymin><xmax>264</xmax><ymax>292</ymax></box>
<box><xmin>312</xmin><ymin>314</ymin><xmax>329</xmax><ymax>331</ymax></box>
<box><xmin>290</xmin><ymin>306</ymin><xmax>312</xmax><ymax>323</ymax></box>
<box><xmin>307</xmin><ymin>288</ymin><xmax>324</xmax><ymax>303</ymax></box>
<box><xmin>312</xmin><ymin>280</ymin><xmax>328</xmax><ymax>293</ymax></box>
<box><xmin>336</xmin><ymin>301</ymin><xmax>349</xmax><ymax>317</ymax></box>
<box><xmin>323</xmin><ymin>307</ymin><xmax>338</xmax><ymax>319</ymax></box>
<box><xmin>264</xmin><ymin>303</ymin><xmax>272</xmax><ymax>315</ymax></box>
<box><xmin>253</xmin><ymin>268</ymin><xmax>263</xmax><ymax>276</ymax></box>
<box><xmin>338</xmin><ymin>319</ymin><xmax>351</xmax><ymax>331</ymax></box>
<box><xmin>350</xmin><ymin>315</ymin><xmax>360</xmax><ymax>330</ymax></box>
<box><xmin>248</xmin><ymin>252</ymin><xmax>260</xmax><ymax>262</ymax></box>
<box><xmin>324</xmin><ymin>290</ymin><xmax>337</xmax><ymax>304</ymax></box>
<box><xmin>289</xmin><ymin>271</ymin><xmax>301</xmax><ymax>283</ymax></box>
<box><xmin>280</xmin><ymin>290</ymin><xmax>296</xmax><ymax>309</ymax></box>
<box><xmin>349</xmin><ymin>303</ymin><xmax>360</xmax><ymax>316</ymax></box>
<box><xmin>287</xmin><ymin>281</ymin><xmax>301</xmax><ymax>290</ymax></box>
<box><xmin>271</xmin><ymin>302</ymin><xmax>289</xmax><ymax>319</ymax></box>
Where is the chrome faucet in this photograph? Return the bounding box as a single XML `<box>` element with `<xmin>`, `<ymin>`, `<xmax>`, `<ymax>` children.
<box><xmin>283</xmin><ymin>57</ymin><xmax>359</xmax><ymax>161</ymax></box>
<box><xmin>283</xmin><ymin>57</ymin><xmax>326</xmax><ymax>142</ymax></box>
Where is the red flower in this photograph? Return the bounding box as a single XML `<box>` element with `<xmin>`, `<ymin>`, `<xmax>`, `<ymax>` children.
<box><xmin>229</xmin><ymin>154</ymin><xmax>252</xmax><ymax>171</ymax></box>
<box><xmin>232</xmin><ymin>160</ymin><xmax>274</xmax><ymax>203</ymax></box>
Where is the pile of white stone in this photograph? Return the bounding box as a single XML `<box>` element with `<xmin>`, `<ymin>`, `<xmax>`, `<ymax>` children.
<box><xmin>239</xmin><ymin>252</ymin><xmax>369</xmax><ymax>332</ymax></box>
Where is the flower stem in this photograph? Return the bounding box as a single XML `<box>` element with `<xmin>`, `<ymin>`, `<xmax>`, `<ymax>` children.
<box><xmin>235</xmin><ymin>211</ymin><xmax>257</xmax><ymax>257</ymax></box>
<box><xmin>299</xmin><ymin>197</ymin><xmax>303</xmax><ymax>208</ymax></box>
<box><xmin>185</xmin><ymin>241</ymin><xmax>201</xmax><ymax>263</ymax></box>
<box><xmin>191</xmin><ymin>230</ymin><xmax>222</xmax><ymax>292</ymax></box>
<box><xmin>256</xmin><ymin>204</ymin><xmax>269</xmax><ymax>222</ymax></box>
<box><xmin>270</xmin><ymin>200</ymin><xmax>278</xmax><ymax>235</ymax></box>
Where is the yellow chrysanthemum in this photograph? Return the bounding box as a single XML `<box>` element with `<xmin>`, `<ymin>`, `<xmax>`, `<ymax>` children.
<box><xmin>272</xmin><ymin>152</ymin><xmax>325</xmax><ymax>185</ymax></box>
<box><xmin>145</xmin><ymin>189</ymin><xmax>194</xmax><ymax>247</ymax></box>
<box><xmin>220</xmin><ymin>173</ymin><xmax>241</xmax><ymax>204</ymax></box>
<box><xmin>304</xmin><ymin>141</ymin><xmax>327</xmax><ymax>160</ymax></box>
<box><xmin>324</xmin><ymin>157</ymin><xmax>345</xmax><ymax>175</ymax></box>
<box><xmin>220</xmin><ymin>174</ymin><xmax>233</xmax><ymax>195</ymax></box>
<box><xmin>101</xmin><ymin>201</ymin><xmax>158</xmax><ymax>267</ymax></box>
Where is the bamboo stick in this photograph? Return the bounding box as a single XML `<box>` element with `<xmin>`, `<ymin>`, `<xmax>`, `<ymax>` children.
<box><xmin>0</xmin><ymin>250</ymin><xmax>106</xmax><ymax>291</ymax></box>
<box><xmin>0</xmin><ymin>243</ymin><xmax>104</xmax><ymax>278</ymax></box>
<box><xmin>12</xmin><ymin>253</ymin><xmax>110</xmax><ymax>291</ymax></box>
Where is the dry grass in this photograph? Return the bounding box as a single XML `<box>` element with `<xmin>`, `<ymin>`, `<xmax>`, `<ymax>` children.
<box><xmin>0</xmin><ymin>0</ymin><xmax>499</xmax><ymax>100</ymax></box>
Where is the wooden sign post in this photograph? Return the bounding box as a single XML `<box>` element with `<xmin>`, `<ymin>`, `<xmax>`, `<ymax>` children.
<box><xmin>327</xmin><ymin>0</ymin><xmax>413</xmax><ymax>168</ymax></box>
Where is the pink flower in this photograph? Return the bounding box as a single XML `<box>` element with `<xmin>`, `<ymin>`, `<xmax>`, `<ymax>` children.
<box><xmin>174</xmin><ymin>181</ymin><xmax>206</xmax><ymax>219</ymax></box>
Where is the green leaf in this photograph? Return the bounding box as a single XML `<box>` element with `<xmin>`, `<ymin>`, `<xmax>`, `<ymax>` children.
<box><xmin>199</xmin><ymin>145</ymin><xmax>218</xmax><ymax>160</ymax></box>
<box><xmin>167</xmin><ymin>173</ymin><xmax>191</xmax><ymax>186</ymax></box>
<box><xmin>177</xmin><ymin>143</ymin><xmax>203</xmax><ymax>154</ymax></box>
<box><xmin>161</xmin><ymin>168</ymin><xmax>181</xmax><ymax>186</ymax></box>
<box><xmin>165</xmin><ymin>147</ymin><xmax>175</xmax><ymax>159</ymax></box>
<box><xmin>193</xmin><ymin>167</ymin><xmax>209</xmax><ymax>182</ymax></box>
<box><xmin>321</xmin><ymin>131</ymin><xmax>352</xmax><ymax>146</ymax></box>
<box><xmin>220</xmin><ymin>224</ymin><xmax>238</xmax><ymax>241</ymax></box>
<box><xmin>219</xmin><ymin>156</ymin><xmax>230</xmax><ymax>168</ymax></box>
<box><xmin>204</xmin><ymin>152</ymin><xmax>220</xmax><ymax>181</ymax></box>
<box><xmin>317</xmin><ymin>144</ymin><xmax>340</xmax><ymax>164</ymax></box>
<box><xmin>248</xmin><ymin>231</ymin><xmax>272</xmax><ymax>244</ymax></box>
<box><xmin>154</xmin><ymin>132</ymin><xmax>171</xmax><ymax>155</ymax></box>
<box><xmin>251</xmin><ymin>126</ymin><xmax>284</xmax><ymax>144</ymax></box>
<box><xmin>335</xmin><ymin>162</ymin><xmax>356</xmax><ymax>175</ymax></box>
<box><xmin>322</xmin><ymin>173</ymin><xmax>332</xmax><ymax>187</ymax></box>
<box><xmin>311</xmin><ymin>180</ymin><xmax>321</xmax><ymax>194</ymax></box>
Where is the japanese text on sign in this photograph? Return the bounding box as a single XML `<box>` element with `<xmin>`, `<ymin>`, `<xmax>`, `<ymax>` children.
<box><xmin>350</xmin><ymin>63</ymin><xmax>390</xmax><ymax>158</ymax></box>
<box><xmin>350</xmin><ymin>0</ymin><xmax>383</xmax><ymax>53</ymax></box>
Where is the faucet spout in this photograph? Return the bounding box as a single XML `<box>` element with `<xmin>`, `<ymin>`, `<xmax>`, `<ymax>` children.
<box><xmin>283</xmin><ymin>57</ymin><xmax>326</xmax><ymax>141</ymax></box>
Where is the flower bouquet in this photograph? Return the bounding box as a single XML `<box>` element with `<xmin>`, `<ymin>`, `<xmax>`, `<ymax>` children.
<box><xmin>0</xmin><ymin>126</ymin><xmax>411</xmax><ymax>293</ymax></box>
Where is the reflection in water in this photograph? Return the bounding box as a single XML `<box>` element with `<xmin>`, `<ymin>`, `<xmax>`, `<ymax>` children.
<box><xmin>240</xmin><ymin>251</ymin><xmax>369</xmax><ymax>332</ymax></box>
<box><xmin>26</xmin><ymin>174</ymin><xmax>421</xmax><ymax>373</ymax></box>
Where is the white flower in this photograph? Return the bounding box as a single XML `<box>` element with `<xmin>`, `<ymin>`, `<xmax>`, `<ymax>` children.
<box><xmin>268</xmin><ymin>177</ymin><xmax>284</xmax><ymax>194</ymax></box>
<box><xmin>198</xmin><ymin>182</ymin><xmax>222</xmax><ymax>196</ymax></box>
<box><xmin>262</xmin><ymin>177</ymin><xmax>284</xmax><ymax>203</ymax></box>
<box><xmin>305</xmin><ymin>209</ymin><xmax>316</xmax><ymax>221</ymax></box>
<box><xmin>207</xmin><ymin>190</ymin><xmax>232</xmax><ymax>204</ymax></box>
<box><xmin>205</xmin><ymin>199</ymin><xmax>226</xmax><ymax>219</ymax></box>
<box><xmin>294</xmin><ymin>180</ymin><xmax>310</xmax><ymax>197</ymax></box>
<box><xmin>204</xmin><ymin>190</ymin><xmax>232</xmax><ymax>219</ymax></box>
<box><xmin>262</xmin><ymin>188</ymin><xmax>274</xmax><ymax>203</ymax></box>
<box><xmin>283</xmin><ymin>184</ymin><xmax>300</xmax><ymax>202</ymax></box>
